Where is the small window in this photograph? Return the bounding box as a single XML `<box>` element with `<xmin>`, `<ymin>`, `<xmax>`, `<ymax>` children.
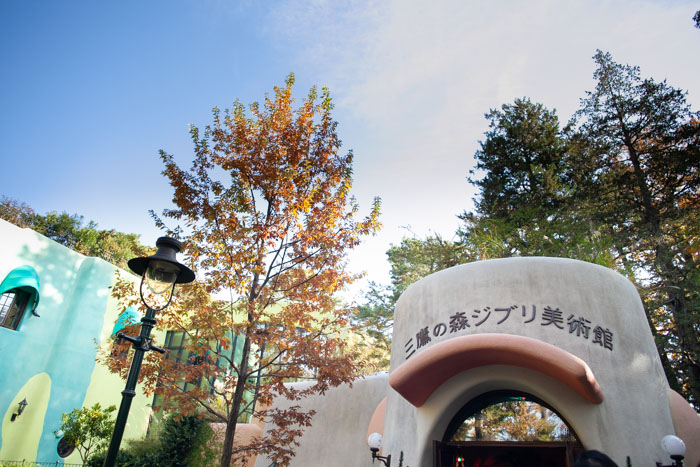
<box><xmin>57</xmin><ymin>437</ymin><xmax>75</xmax><ymax>458</ymax></box>
<box><xmin>0</xmin><ymin>290</ymin><xmax>30</xmax><ymax>330</ymax></box>
<box><xmin>0</xmin><ymin>265</ymin><xmax>40</xmax><ymax>326</ymax></box>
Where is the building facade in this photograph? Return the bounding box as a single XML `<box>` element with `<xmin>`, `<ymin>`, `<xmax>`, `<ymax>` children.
<box><xmin>255</xmin><ymin>257</ymin><xmax>700</xmax><ymax>467</ymax></box>
<box><xmin>0</xmin><ymin>219</ymin><xmax>154</xmax><ymax>464</ymax></box>
<box><xmin>3</xmin><ymin>218</ymin><xmax>698</xmax><ymax>466</ymax></box>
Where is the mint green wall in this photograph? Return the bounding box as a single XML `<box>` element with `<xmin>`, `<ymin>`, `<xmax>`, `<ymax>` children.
<box><xmin>0</xmin><ymin>220</ymin><xmax>155</xmax><ymax>463</ymax></box>
<box><xmin>61</xmin><ymin>279</ymin><xmax>164</xmax><ymax>465</ymax></box>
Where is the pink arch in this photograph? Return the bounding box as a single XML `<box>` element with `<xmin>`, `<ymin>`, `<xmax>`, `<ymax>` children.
<box><xmin>389</xmin><ymin>333</ymin><xmax>603</xmax><ymax>407</ymax></box>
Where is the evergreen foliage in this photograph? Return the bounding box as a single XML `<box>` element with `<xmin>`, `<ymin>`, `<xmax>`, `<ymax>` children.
<box><xmin>0</xmin><ymin>195</ymin><xmax>151</xmax><ymax>269</ymax></box>
<box><xmin>357</xmin><ymin>50</ymin><xmax>699</xmax><ymax>408</ymax></box>
<box><xmin>354</xmin><ymin>234</ymin><xmax>467</xmax><ymax>371</ymax></box>
<box><xmin>464</xmin><ymin>50</ymin><xmax>699</xmax><ymax>405</ymax></box>
<box><xmin>573</xmin><ymin>51</ymin><xmax>700</xmax><ymax>404</ymax></box>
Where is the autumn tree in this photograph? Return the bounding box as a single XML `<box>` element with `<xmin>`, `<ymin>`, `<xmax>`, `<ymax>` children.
<box><xmin>107</xmin><ymin>75</ymin><xmax>380</xmax><ymax>467</ymax></box>
<box><xmin>451</xmin><ymin>400</ymin><xmax>573</xmax><ymax>442</ymax></box>
<box><xmin>0</xmin><ymin>195</ymin><xmax>36</xmax><ymax>228</ymax></box>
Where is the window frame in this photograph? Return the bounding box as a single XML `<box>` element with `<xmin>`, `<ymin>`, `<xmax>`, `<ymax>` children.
<box><xmin>152</xmin><ymin>330</ymin><xmax>228</xmax><ymax>410</ymax></box>
<box><xmin>0</xmin><ymin>290</ymin><xmax>30</xmax><ymax>330</ymax></box>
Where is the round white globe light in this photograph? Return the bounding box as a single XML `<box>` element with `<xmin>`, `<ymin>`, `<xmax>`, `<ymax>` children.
<box><xmin>368</xmin><ymin>432</ymin><xmax>383</xmax><ymax>450</ymax></box>
<box><xmin>661</xmin><ymin>435</ymin><xmax>686</xmax><ymax>457</ymax></box>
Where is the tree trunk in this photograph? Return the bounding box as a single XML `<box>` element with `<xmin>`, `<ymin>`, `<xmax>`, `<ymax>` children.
<box><xmin>221</xmin><ymin>334</ymin><xmax>252</xmax><ymax>467</ymax></box>
<box><xmin>622</xmin><ymin>124</ymin><xmax>700</xmax><ymax>403</ymax></box>
<box><xmin>474</xmin><ymin>413</ymin><xmax>482</xmax><ymax>440</ymax></box>
<box><xmin>647</xmin><ymin>313</ymin><xmax>683</xmax><ymax>393</ymax></box>
<box><xmin>655</xmin><ymin>249</ymin><xmax>700</xmax><ymax>403</ymax></box>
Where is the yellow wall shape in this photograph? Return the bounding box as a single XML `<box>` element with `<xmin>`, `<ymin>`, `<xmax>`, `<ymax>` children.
<box><xmin>0</xmin><ymin>373</ymin><xmax>52</xmax><ymax>462</ymax></box>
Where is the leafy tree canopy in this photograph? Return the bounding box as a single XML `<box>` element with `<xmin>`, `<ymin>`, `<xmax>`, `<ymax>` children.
<box><xmin>452</xmin><ymin>401</ymin><xmax>574</xmax><ymax>442</ymax></box>
<box><xmin>462</xmin><ymin>51</ymin><xmax>699</xmax><ymax>406</ymax></box>
<box><xmin>359</xmin><ymin>50</ymin><xmax>699</xmax><ymax>409</ymax></box>
<box><xmin>354</xmin><ymin>234</ymin><xmax>467</xmax><ymax>371</ymax></box>
<box><xmin>105</xmin><ymin>74</ymin><xmax>381</xmax><ymax>467</ymax></box>
<box><xmin>0</xmin><ymin>195</ymin><xmax>151</xmax><ymax>269</ymax></box>
<box><xmin>55</xmin><ymin>403</ymin><xmax>116</xmax><ymax>463</ymax></box>
<box><xmin>572</xmin><ymin>50</ymin><xmax>700</xmax><ymax>404</ymax></box>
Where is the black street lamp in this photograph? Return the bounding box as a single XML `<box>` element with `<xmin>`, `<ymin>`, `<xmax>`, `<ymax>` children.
<box><xmin>103</xmin><ymin>237</ymin><xmax>194</xmax><ymax>467</ymax></box>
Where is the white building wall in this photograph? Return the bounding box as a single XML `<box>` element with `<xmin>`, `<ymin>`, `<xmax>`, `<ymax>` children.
<box><xmin>383</xmin><ymin>257</ymin><xmax>674</xmax><ymax>466</ymax></box>
<box><xmin>254</xmin><ymin>373</ymin><xmax>389</xmax><ymax>467</ymax></box>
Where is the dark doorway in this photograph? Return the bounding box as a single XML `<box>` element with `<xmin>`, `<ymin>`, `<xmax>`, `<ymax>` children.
<box><xmin>437</xmin><ymin>390</ymin><xmax>583</xmax><ymax>466</ymax></box>
<box><xmin>434</xmin><ymin>440</ymin><xmax>583</xmax><ymax>467</ymax></box>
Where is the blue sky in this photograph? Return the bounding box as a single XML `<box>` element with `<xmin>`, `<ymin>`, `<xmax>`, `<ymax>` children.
<box><xmin>2</xmin><ymin>0</ymin><xmax>699</xmax><ymax>300</ymax></box>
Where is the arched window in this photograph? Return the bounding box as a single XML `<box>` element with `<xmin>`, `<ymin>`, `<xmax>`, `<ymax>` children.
<box><xmin>0</xmin><ymin>265</ymin><xmax>40</xmax><ymax>330</ymax></box>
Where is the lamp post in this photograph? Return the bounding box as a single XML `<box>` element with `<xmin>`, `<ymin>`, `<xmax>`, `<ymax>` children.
<box><xmin>656</xmin><ymin>435</ymin><xmax>686</xmax><ymax>467</ymax></box>
<box><xmin>103</xmin><ymin>237</ymin><xmax>194</xmax><ymax>467</ymax></box>
<box><xmin>368</xmin><ymin>432</ymin><xmax>391</xmax><ymax>466</ymax></box>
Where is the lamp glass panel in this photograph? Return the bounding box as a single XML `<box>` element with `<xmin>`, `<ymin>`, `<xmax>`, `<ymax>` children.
<box><xmin>662</xmin><ymin>435</ymin><xmax>686</xmax><ymax>457</ymax></box>
<box><xmin>368</xmin><ymin>432</ymin><xmax>383</xmax><ymax>450</ymax></box>
<box><xmin>145</xmin><ymin>260</ymin><xmax>179</xmax><ymax>295</ymax></box>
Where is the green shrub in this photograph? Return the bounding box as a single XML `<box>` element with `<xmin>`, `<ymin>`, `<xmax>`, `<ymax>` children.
<box><xmin>123</xmin><ymin>435</ymin><xmax>162</xmax><ymax>466</ymax></box>
<box><xmin>186</xmin><ymin>420</ymin><xmax>216</xmax><ymax>467</ymax></box>
<box><xmin>85</xmin><ymin>448</ymin><xmax>136</xmax><ymax>467</ymax></box>
<box><xmin>86</xmin><ymin>414</ymin><xmax>214</xmax><ymax>467</ymax></box>
<box><xmin>157</xmin><ymin>415</ymin><xmax>214</xmax><ymax>467</ymax></box>
<box><xmin>55</xmin><ymin>403</ymin><xmax>116</xmax><ymax>464</ymax></box>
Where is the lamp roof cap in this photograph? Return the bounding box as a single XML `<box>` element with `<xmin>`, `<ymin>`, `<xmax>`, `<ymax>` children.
<box><xmin>127</xmin><ymin>237</ymin><xmax>195</xmax><ymax>284</ymax></box>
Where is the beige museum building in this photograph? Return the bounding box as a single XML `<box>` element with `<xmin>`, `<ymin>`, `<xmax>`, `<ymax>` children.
<box><xmin>253</xmin><ymin>258</ymin><xmax>699</xmax><ymax>467</ymax></box>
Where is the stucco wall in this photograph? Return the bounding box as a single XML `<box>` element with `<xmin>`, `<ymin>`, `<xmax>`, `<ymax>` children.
<box><xmin>0</xmin><ymin>219</ymin><xmax>156</xmax><ymax>463</ymax></box>
<box><xmin>383</xmin><ymin>257</ymin><xmax>677</xmax><ymax>466</ymax></box>
<box><xmin>254</xmin><ymin>372</ymin><xmax>389</xmax><ymax>467</ymax></box>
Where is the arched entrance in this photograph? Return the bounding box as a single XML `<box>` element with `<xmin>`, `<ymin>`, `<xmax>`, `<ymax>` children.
<box><xmin>434</xmin><ymin>390</ymin><xmax>583</xmax><ymax>467</ymax></box>
<box><xmin>387</xmin><ymin>333</ymin><xmax>603</xmax><ymax>464</ymax></box>
<box><xmin>364</xmin><ymin>258</ymin><xmax>691</xmax><ymax>466</ymax></box>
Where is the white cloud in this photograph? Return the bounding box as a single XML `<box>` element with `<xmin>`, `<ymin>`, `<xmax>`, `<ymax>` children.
<box><xmin>267</xmin><ymin>0</ymin><xmax>700</xmax><ymax>292</ymax></box>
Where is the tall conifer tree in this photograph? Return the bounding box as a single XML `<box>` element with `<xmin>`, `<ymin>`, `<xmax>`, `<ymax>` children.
<box><xmin>574</xmin><ymin>51</ymin><xmax>700</xmax><ymax>404</ymax></box>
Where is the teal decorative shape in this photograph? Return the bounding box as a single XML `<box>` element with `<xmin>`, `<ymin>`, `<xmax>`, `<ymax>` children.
<box><xmin>0</xmin><ymin>265</ymin><xmax>40</xmax><ymax>314</ymax></box>
<box><xmin>112</xmin><ymin>306</ymin><xmax>141</xmax><ymax>335</ymax></box>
